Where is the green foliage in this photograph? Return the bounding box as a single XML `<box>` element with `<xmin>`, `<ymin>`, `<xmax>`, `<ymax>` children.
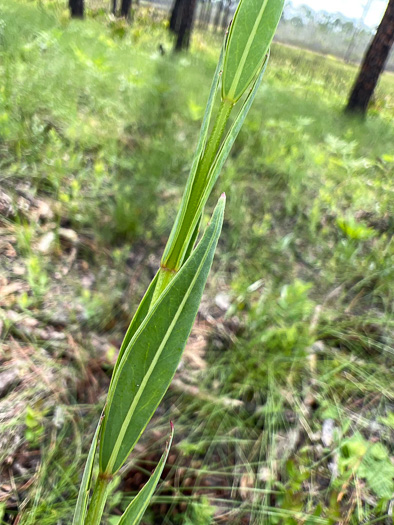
<box><xmin>379</xmin><ymin>412</ymin><xmax>394</xmax><ymax>429</ymax></box>
<box><xmin>1</xmin><ymin>1</ymin><xmax>393</xmax><ymax>524</ymax></box>
<box><xmin>79</xmin><ymin>0</ymin><xmax>284</xmax><ymax>519</ymax></box>
<box><xmin>182</xmin><ymin>497</ymin><xmax>215</xmax><ymax>525</ymax></box>
<box><xmin>72</xmin><ymin>420</ymin><xmax>102</xmax><ymax>525</ymax></box>
<box><xmin>25</xmin><ymin>405</ymin><xmax>45</xmax><ymax>446</ymax></box>
<box><xmin>100</xmin><ymin>199</ymin><xmax>225</xmax><ymax>475</ymax></box>
<box><xmin>222</xmin><ymin>0</ymin><xmax>284</xmax><ymax>103</ymax></box>
<box><xmin>118</xmin><ymin>425</ymin><xmax>173</xmax><ymax>524</ymax></box>
<box><xmin>339</xmin><ymin>433</ymin><xmax>394</xmax><ymax>499</ymax></box>
<box><xmin>214</xmin><ymin>279</ymin><xmax>316</xmax><ymax>398</ymax></box>
<box><xmin>336</xmin><ymin>217</ymin><xmax>376</xmax><ymax>240</ymax></box>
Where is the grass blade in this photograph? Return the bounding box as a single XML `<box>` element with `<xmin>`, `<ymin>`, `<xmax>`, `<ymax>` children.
<box><xmin>99</xmin><ymin>196</ymin><xmax>225</xmax><ymax>474</ymax></box>
<box><xmin>117</xmin><ymin>423</ymin><xmax>174</xmax><ymax>525</ymax></box>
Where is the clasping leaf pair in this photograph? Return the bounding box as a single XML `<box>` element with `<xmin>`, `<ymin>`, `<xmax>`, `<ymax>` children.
<box><xmin>74</xmin><ymin>1</ymin><xmax>284</xmax><ymax>523</ymax></box>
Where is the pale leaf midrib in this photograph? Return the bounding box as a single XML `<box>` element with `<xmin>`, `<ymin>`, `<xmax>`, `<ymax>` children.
<box><xmin>162</xmin><ymin>50</ymin><xmax>224</xmax><ymax>266</ymax></box>
<box><xmin>105</xmin><ymin>211</ymin><xmax>222</xmax><ymax>473</ymax></box>
<box><xmin>119</xmin><ymin>435</ymin><xmax>172</xmax><ymax>525</ymax></box>
<box><xmin>226</xmin><ymin>0</ymin><xmax>269</xmax><ymax>101</ymax></box>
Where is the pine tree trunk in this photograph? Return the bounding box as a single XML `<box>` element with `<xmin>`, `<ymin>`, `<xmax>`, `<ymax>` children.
<box><xmin>169</xmin><ymin>0</ymin><xmax>197</xmax><ymax>51</ymax></box>
<box><xmin>213</xmin><ymin>0</ymin><xmax>223</xmax><ymax>32</ymax></box>
<box><xmin>69</xmin><ymin>0</ymin><xmax>84</xmax><ymax>18</ymax></box>
<box><xmin>169</xmin><ymin>0</ymin><xmax>182</xmax><ymax>34</ymax></box>
<box><xmin>120</xmin><ymin>0</ymin><xmax>132</xmax><ymax>19</ymax></box>
<box><xmin>346</xmin><ymin>0</ymin><xmax>394</xmax><ymax>115</ymax></box>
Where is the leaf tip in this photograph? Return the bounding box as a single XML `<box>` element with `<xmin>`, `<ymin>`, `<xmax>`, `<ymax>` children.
<box><xmin>220</xmin><ymin>192</ymin><xmax>226</xmax><ymax>201</ymax></box>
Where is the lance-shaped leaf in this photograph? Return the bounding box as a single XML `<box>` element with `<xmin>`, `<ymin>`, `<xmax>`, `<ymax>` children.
<box><xmin>117</xmin><ymin>423</ymin><xmax>174</xmax><ymax>525</ymax></box>
<box><xmin>201</xmin><ymin>54</ymin><xmax>269</xmax><ymax>204</ymax></box>
<box><xmin>72</xmin><ymin>415</ymin><xmax>103</xmax><ymax>525</ymax></box>
<box><xmin>161</xmin><ymin>47</ymin><xmax>224</xmax><ymax>270</ymax></box>
<box><xmin>222</xmin><ymin>0</ymin><xmax>284</xmax><ymax>103</ymax></box>
<box><xmin>99</xmin><ymin>196</ymin><xmax>225</xmax><ymax>474</ymax></box>
<box><xmin>113</xmin><ymin>271</ymin><xmax>159</xmax><ymax>378</ymax></box>
<box><xmin>176</xmin><ymin>54</ymin><xmax>269</xmax><ymax>252</ymax></box>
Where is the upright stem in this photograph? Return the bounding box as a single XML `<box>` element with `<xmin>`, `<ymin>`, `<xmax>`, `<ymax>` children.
<box><xmin>84</xmin><ymin>476</ymin><xmax>111</xmax><ymax>525</ymax></box>
<box><xmin>150</xmin><ymin>98</ymin><xmax>233</xmax><ymax>305</ymax></box>
<box><xmin>163</xmin><ymin>98</ymin><xmax>233</xmax><ymax>272</ymax></box>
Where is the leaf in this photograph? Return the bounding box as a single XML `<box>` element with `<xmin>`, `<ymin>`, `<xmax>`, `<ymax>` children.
<box><xmin>198</xmin><ymin>55</ymin><xmax>269</xmax><ymax>214</ymax></box>
<box><xmin>336</xmin><ymin>217</ymin><xmax>376</xmax><ymax>240</ymax></box>
<box><xmin>162</xmin><ymin>54</ymin><xmax>269</xmax><ymax>278</ymax></box>
<box><xmin>117</xmin><ymin>423</ymin><xmax>174</xmax><ymax>525</ymax></box>
<box><xmin>161</xmin><ymin>47</ymin><xmax>224</xmax><ymax>268</ymax></box>
<box><xmin>183</xmin><ymin>212</ymin><xmax>202</xmax><ymax>263</ymax></box>
<box><xmin>113</xmin><ymin>271</ymin><xmax>159</xmax><ymax>378</ymax></box>
<box><xmin>222</xmin><ymin>0</ymin><xmax>284</xmax><ymax>103</ymax></box>
<box><xmin>99</xmin><ymin>196</ymin><xmax>225</xmax><ymax>474</ymax></box>
<box><xmin>72</xmin><ymin>415</ymin><xmax>103</xmax><ymax>525</ymax></box>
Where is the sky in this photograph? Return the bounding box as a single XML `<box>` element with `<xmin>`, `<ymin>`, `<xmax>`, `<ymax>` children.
<box><xmin>288</xmin><ymin>0</ymin><xmax>388</xmax><ymax>27</ymax></box>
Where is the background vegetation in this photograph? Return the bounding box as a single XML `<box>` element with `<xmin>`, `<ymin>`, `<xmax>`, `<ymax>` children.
<box><xmin>0</xmin><ymin>1</ymin><xmax>393</xmax><ymax>523</ymax></box>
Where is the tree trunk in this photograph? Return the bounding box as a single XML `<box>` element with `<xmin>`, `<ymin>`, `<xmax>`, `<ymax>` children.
<box><xmin>213</xmin><ymin>0</ymin><xmax>223</xmax><ymax>32</ymax></box>
<box><xmin>346</xmin><ymin>0</ymin><xmax>394</xmax><ymax>115</ymax></box>
<box><xmin>120</xmin><ymin>0</ymin><xmax>132</xmax><ymax>19</ymax></box>
<box><xmin>69</xmin><ymin>0</ymin><xmax>84</xmax><ymax>18</ymax></box>
<box><xmin>169</xmin><ymin>0</ymin><xmax>198</xmax><ymax>51</ymax></box>
<box><xmin>112</xmin><ymin>0</ymin><xmax>117</xmax><ymax>15</ymax></box>
<box><xmin>221</xmin><ymin>0</ymin><xmax>232</xmax><ymax>31</ymax></box>
<box><xmin>169</xmin><ymin>0</ymin><xmax>182</xmax><ymax>34</ymax></box>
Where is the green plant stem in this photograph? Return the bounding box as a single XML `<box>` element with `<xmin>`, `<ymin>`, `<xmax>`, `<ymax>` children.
<box><xmin>162</xmin><ymin>98</ymin><xmax>233</xmax><ymax>274</ymax></box>
<box><xmin>84</xmin><ymin>476</ymin><xmax>111</xmax><ymax>525</ymax></box>
<box><xmin>150</xmin><ymin>266</ymin><xmax>177</xmax><ymax>307</ymax></box>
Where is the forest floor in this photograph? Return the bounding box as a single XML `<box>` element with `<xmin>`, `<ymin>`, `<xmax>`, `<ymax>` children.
<box><xmin>0</xmin><ymin>1</ymin><xmax>393</xmax><ymax>524</ymax></box>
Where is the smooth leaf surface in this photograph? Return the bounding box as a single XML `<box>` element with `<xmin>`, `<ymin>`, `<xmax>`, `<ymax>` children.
<box><xmin>113</xmin><ymin>271</ymin><xmax>159</xmax><ymax>377</ymax></box>
<box><xmin>117</xmin><ymin>424</ymin><xmax>174</xmax><ymax>525</ymax></box>
<box><xmin>186</xmin><ymin>55</ymin><xmax>268</xmax><ymax>238</ymax></box>
<box><xmin>161</xmin><ymin>47</ymin><xmax>224</xmax><ymax>270</ymax></box>
<box><xmin>99</xmin><ymin>196</ymin><xmax>225</xmax><ymax>474</ymax></box>
<box><xmin>204</xmin><ymin>54</ymin><xmax>269</xmax><ymax>197</ymax></box>
<box><xmin>222</xmin><ymin>0</ymin><xmax>284</xmax><ymax>102</ymax></box>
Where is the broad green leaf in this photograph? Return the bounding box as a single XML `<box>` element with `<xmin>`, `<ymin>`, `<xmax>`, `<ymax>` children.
<box><xmin>72</xmin><ymin>415</ymin><xmax>103</xmax><ymax>525</ymax></box>
<box><xmin>113</xmin><ymin>271</ymin><xmax>159</xmax><ymax>377</ymax></box>
<box><xmin>161</xmin><ymin>47</ymin><xmax>224</xmax><ymax>270</ymax></box>
<box><xmin>99</xmin><ymin>196</ymin><xmax>225</xmax><ymax>474</ymax></box>
<box><xmin>162</xmin><ymin>49</ymin><xmax>269</xmax><ymax>275</ymax></box>
<box><xmin>186</xmin><ymin>55</ymin><xmax>268</xmax><ymax>235</ymax></box>
<box><xmin>203</xmin><ymin>53</ymin><xmax>269</xmax><ymax>201</ymax></box>
<box><xmin>118</xmin><ymin>424</ymin><xmax>174</xmax><ymax>525</ymax></box>
<box><xmin>222</xmin><ymin>0</ymin><xmax>284</xmax><ymax>103</ymax></box>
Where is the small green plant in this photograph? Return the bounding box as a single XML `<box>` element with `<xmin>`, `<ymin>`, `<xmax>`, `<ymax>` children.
<box><xmin>26</xmin><ymin>254</ymin><xmax>49</xmax><ymax>300</ymax></box>
<box><xmin>338</xmin><ymin>433</ymin><xmax>394</xmax><ymax>499</ymax></box>
<box><xmin>73</xmin><ymin>1</ymin><xmax>284</xmax><ymax>523</ymax></box>
<box><xmin>25</xmin><ymin>405</ymin><xmax>45</xmax><ymax>447</ymax></box>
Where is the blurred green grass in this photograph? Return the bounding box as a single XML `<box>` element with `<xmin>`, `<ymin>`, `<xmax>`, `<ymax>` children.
<box><xmin>0</xmin><ymin>1</ymin><xmax>393</xmax><ymax>523</ymax></box>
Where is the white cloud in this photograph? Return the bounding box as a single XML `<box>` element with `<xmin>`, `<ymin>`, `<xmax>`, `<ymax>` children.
<box><xmin>288</xmin><ymin>0</ymin><xmax>387</xmax><ymax>27</ymax></box>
